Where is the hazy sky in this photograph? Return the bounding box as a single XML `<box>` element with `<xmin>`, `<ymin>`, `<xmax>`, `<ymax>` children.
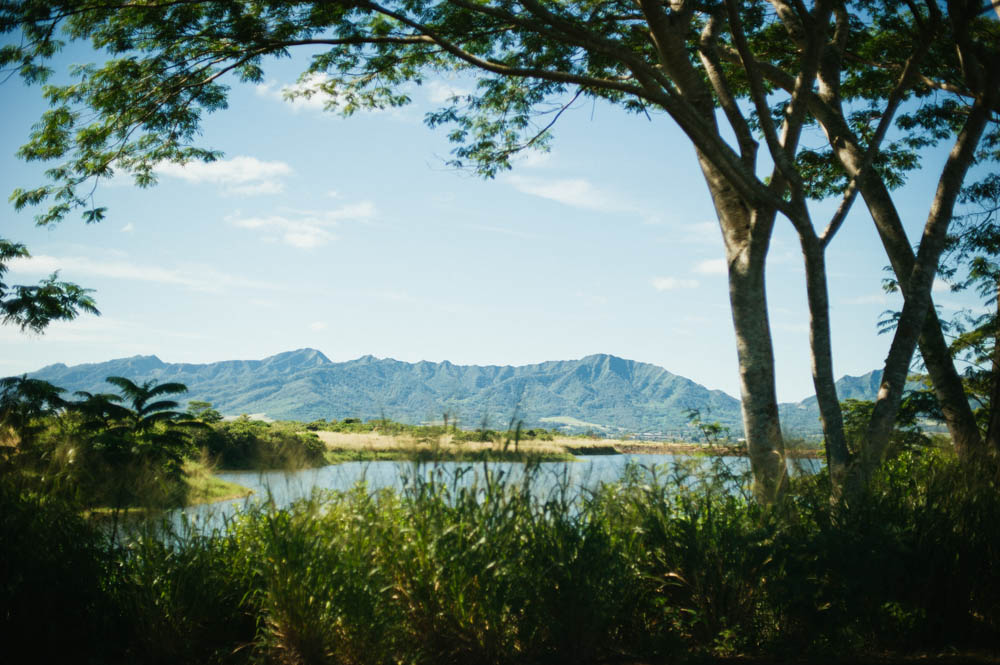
<box><xmin>0</xmin><ymin>46</ymin><xmax>978</xmax><ymax>402</ymax></box>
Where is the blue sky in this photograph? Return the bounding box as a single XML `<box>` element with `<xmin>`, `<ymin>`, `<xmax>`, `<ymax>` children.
<box><xmin>0</xmin><ymin>48</ymin><xmax>978</xmax><ymax>402</ymax></box>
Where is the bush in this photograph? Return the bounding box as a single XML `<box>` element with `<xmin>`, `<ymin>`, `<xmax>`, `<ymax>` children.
<box><xmin>196</xmin><ymin>417</ymin><xmax>326</xmax><ymax>470</ymax></box>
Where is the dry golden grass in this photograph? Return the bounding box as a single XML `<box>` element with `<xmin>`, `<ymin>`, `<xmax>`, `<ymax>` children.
<box><xmin>314</xmin><ymin>431</ymin><xmax>704</xmax><ymax>457</ymax></box>
<box><xmin>316</xmin><ymin>431</ymin><xmax>573</xmax><ymax>455</ymax></box>
<box><xmin>314</xmin><ymin>431</ymin><xmax>821</xmax><ymax>459</ymax></box>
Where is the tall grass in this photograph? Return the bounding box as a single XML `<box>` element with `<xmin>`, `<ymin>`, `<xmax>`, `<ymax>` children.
<box><xmin>2</xmin><ymin>450</ymin><xmax>998</xmax><ymax>664</ymax></box>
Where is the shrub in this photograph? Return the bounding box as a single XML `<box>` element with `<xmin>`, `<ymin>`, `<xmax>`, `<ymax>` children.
<box><xmin>197</xmin><ymin>417</ymin><xmax>326</xmax><ymax>470</ymax></box>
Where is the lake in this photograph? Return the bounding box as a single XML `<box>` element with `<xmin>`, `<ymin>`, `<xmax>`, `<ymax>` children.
<box><xmin>178</xmin><ymin>453</ymin><xmax>823</xmax><ymax>531</ymax></box>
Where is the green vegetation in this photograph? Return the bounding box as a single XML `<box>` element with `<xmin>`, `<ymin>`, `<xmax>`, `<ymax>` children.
<box><xmin>1</xmin><ymin>367</ymin><xmax>590</xmax><ymax>514</ymax></box>
<box><xmin>0</xmin><ymin>375</ymin><xmax>327</xmax><ymax>515</ymax></box>
<box><xmin>194</xmin><ymin>416</ymin><xmax>327</xmax><ymax>470</ymax></box>
<box><xmin>3</xmin><ymin>451</ymin><xmax>998</xmax><ymax>664</ymax></box>
<box><xmin>4</xmin><ymin>369</ymin><xmax>997</xmax><ymax>662</ymax></box>
<box><xmin>0</xmin><ymin>374</ymin><xmax>208</xmax><ymax>529</ymax></box>
<box><xmin>182</xmin><ymin>458</ymin><xmax>253</xmax><ymax>504</ymax></box>
<box><xmin>309</xmin><ymin>416</ymin><xmax>557</xmax><ymax>442</ymax></box>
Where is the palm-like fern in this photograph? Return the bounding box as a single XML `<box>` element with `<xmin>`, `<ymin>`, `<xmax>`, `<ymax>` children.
<box><xmin>0</xmin><ymin>375</ymin><xmax>66</xmax><ymax>448</ymax></box>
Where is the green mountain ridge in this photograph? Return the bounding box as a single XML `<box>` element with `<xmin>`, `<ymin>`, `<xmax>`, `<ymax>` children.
<box><xmin>28</xmin><ymin>349</ymin><xmax>883</xmax><ymax>437</ymax></box>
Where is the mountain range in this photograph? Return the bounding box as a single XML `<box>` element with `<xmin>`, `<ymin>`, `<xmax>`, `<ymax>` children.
<box><xmin>28</xmin><ymin>349</ymin><xmax>882</xmax><ymax>437</ymax></box>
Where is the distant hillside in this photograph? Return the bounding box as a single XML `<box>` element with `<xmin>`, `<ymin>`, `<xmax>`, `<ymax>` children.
<box><xmin>30</xmin><ymin>350</ymin><xmax>745</xmax><ymax>436</ymax></box>
<box><xmin>779</xmin><ymin>370</ymin><xmax>884</xmax><ymax>433</ymax></box>
<box><xmin>28</xmin><ymin>349</ymin><xmax>887</xmax><ymax>437</ymax></box>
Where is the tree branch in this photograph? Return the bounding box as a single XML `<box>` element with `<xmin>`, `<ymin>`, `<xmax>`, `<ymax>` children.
<box><xmin>698</xmin><ymin>12</ymin><xmax>758</xmax><ymax>169</ymax></box>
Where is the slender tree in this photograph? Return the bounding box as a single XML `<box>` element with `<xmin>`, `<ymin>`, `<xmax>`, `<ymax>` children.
<box><xmin>744</xmin><ymin>1</ymin><xmax>999</xmax><ymax>482</ymax></box>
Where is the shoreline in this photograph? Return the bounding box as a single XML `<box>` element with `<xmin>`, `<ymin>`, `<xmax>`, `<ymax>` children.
<box><xmin>611</xmin><ymin>441</ymin><xmax>824</xmax><ymax>459</ymax></box>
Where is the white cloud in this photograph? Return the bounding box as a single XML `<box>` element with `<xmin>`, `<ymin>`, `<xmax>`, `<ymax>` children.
<box><xmin>309</xmin><ymin>321</ymin><xmax>328</xmax><ymax>331</ymax></box>
<box><xmin>843</xmin><ymin>293</ymin><xmax>893</xmax><ymax>306</ymax></box>
<box><xmin>512</xmin><ymin>150</ymin><xmax>552</xmax><ymax>169</ymax></box>
<box><xmin>228</xmin><ymin>181</ymin><xmax>286</xmax><ymax>196</ymax></box>
<box><xmin>157</xmin><ymin>156</ymin><xmax>291</xmax><ymax>185</ymax></box>
<box><xmin>121</xmin><ymin>222</ymin><xmax>134</xmax><ymax>233</ymax></box>
<box><xmin>0</xmin><ymin>316</ymin><xmax>128</xmax><ymax>344</ymax></box>
<box><xmin>255</xmin><ymin>73</ymin><xmax>410</xmax><ymax>118</ymax></box>
<box><xmin>505</xmin><ymin>174</ymin><xmax>666</xmax><ymax>224</ymax></box>
<box><xmin>652</xmin><ymin>276</ymin><xmax>699</xmax><ymax>291</ymax></box>
<box><xmin>157</xmin><ymin>156</ymin><xmax>292</xmax><ymax>196</ymax></box>
<box><xmin>694</xmin><ymin>258</ymin><xmax>727</xmax><ymax>275</ymax></box>
<box><xmin>505</xmin><ymin>175</ymin><xmax>622</xmax><ymax>212</ymax></box>
<box><xmin>426</xmin><ymin>80</ymin><xmax>470</xmax><ymax>104</ymax></box>
<box><xmin>228</xmin><ymin>201</ymin><xmax>376</xmax><ymax>249</ymax></box>
<box><xmin>256</xmin><ymin>73</ymin><xmax>336</xmax><ymax>112</ymax></box>
<box><xmin>0</xmin><ymin>316</ymin><xmax>209</xmax><ymax>348</ymax></box>
<box><xmin>932</xmin><ymin>278</ymin><xmax>952</xmax><ymax>293</ymax></box>
<box><xmin>8</xmin><ymin>254</ymin><xmax>274</xmax><ymax>294</ymax></box>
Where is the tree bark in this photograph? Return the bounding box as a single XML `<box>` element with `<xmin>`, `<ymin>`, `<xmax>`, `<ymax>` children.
<box><xmin>649</xmin><ymin>6</ymin><xmax>789</xmax><ymax>502</ymax></box>
<box><xmin>812</xmin><ymin>105</ymin><xmax>984</xmax><ymax>459</ymax></box>
<box><xmin>696</xmin><ymin>154</ymin><xmax>788</xmax><ymax>502</ymax></box>
<box><xmin>856</xmin><ymin>171</ymin><xmax>983</xmax><ymax>459</ymax></box>
<box><xmin>863</xmin><ymin>100</ymin><xmax>991</xmax><ymax>474</ymax></box>
<box><xmin>798</xmin><ymin>231</ymin><xmax>851</xmax><ymax>486</ymax></box>
<box><xmin>727</xmin><ymin>238</ymin><xmax>788</xmax><ymax>502</ymax></box>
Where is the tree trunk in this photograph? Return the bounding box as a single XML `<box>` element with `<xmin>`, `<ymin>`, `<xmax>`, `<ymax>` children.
<box><xmin>919</xmin><ymin>309</ymin><xmax>982</xmax><ymax>458</ymax></box>
<box><xmin>863</xmin><ymin>101</ymin><xmax>991</xmax><ymax>474</ymax></box>
<box><xmin>798</xmin><ymin>232</ymin><xmax>851</xmax><ymax>487</ymax></box>
<box><xmin>814</xmin><ymin>106</ymin><xmax>984</xmax><ymax>459</ymax></box>
<box><xmin>860</xmin><ymin>173</ymin><xmax>983</xmax><ymax>459</ymax></box>
<box><xmin>726</xmin><ymin>242</ymin><xmax>788</xmax><ymax>501</ymax></box>
<box><xmin>695</xmin><ymin>153</ymin><xmax>788</xmax><ymax>502</ymax></box>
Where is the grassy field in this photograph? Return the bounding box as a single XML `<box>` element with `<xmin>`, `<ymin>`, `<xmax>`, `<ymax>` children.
<box><xmin>317</xmin><ymin>430</ymin><xmax>630</xmax><ymax>462</ymax></box>
<box><xmin>314</xmin><ymin>430</ymin><xmax>822</xmax><ymax>463</ymax></box>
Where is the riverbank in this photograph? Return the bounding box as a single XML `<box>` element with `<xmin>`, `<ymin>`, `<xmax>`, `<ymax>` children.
<box><xmin>613</xmin><ymin>441</ymin><xmax>824</xmax><ymax>458</ymax></box>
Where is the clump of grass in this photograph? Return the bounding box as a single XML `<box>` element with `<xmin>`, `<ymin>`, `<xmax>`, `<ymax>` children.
<box><xmin>110</xmin><ymin>518</ymin><xmax>260</xmax><ymax>665</ymax></box>
<box><xmin>183</xmin><ymin>457</ymin><xmax>253</xmax><ymax>504</ymax></box>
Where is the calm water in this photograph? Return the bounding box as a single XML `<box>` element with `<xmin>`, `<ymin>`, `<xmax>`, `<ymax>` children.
<box><xmin>177</xmin><ymin>454</ymin><xmax>822</xmax><ymax>532</ymax></box>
